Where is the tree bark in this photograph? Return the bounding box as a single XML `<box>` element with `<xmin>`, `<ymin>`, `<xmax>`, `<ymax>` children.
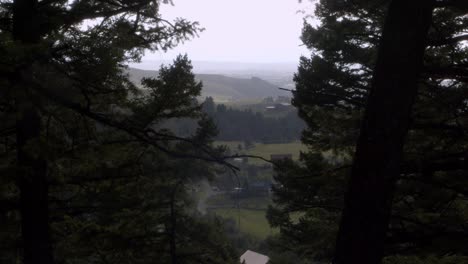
<box><xmin>17</xmin><ymin>109</ymin><xmax>53</xmax><ymax>264</ymax></box>
<box><xmin>13</xmin><ymin>0</ymin><xmax>54</xmax><ymax>263</ymax></box>
<box><xmin>333</xmin><ymin>1</ymin><xmax>434</xmax><ymax>263</ymax></box>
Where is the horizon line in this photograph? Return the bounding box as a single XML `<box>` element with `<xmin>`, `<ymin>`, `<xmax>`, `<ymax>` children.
<box><xmin>132</xmin><ymin>59</ymin><xmax>301</xmax><ymax>65</ymax></box>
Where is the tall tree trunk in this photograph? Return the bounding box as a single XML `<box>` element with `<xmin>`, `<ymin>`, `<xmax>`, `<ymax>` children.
<box><xmin>169</xmin><ymin>194</ymin><xmax>177</xmax><ymax>264</ymax></box>
<box><xmin>13</xmin><ymin>0</ymin><xmax>54</xmax><ymax>263</ymax></box>
<box><xmin>16</xmin><ymin>109</ymin><xmax>53</xmax><ymax>264</ymax></box>
<box><xmin>333</xmin><ymin>1</ymin><xmax>433</xmax><ymax>263</ymax></box>
<box><xmin>169</xmin><ymin>181</ymin><xmax>182</xmax><ymax>264</ymax></box>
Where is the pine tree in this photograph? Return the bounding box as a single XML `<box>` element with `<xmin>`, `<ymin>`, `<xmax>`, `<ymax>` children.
<box><xmin>268</xmin><ymin>0</ymin><xmax>468</xmax><ymax>263</ymax></box>
<box><xmin>333</xmin><ymin>0</ymin><xmax>433</xmax><ymax>263</ymax></box>
<box><xmin>0</xmin><ymin>1</ymin><xmax>237</xmax><ymax>263</ymax></box>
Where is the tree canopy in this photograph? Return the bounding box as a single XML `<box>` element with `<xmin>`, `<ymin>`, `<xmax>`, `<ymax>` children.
<box><xmin>0</xmin><ymin>1</ymin><xmax>238</xmax><ymax>263</ymax></box>
<box><xmin>268</xmin><ymin>0</ymin><xmax>468</xmax><ymax>263</ymax></box>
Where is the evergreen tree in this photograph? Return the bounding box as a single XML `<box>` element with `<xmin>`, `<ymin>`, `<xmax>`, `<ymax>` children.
<box><xmin>268</xmin><ymin>0</ymin><xmax>468</xmax><ymax>263</ymax></box>
<box><xmin>0</xmin><ymin>1</ymin><xmax>237</xmax><ymax>263</ymax></box>
<box><xmin>333</xmin><ymin>0</ymin><xmax>433</xmax><ymax>263</ymax></box>
<box><xmin>202</xmin><ymin>96</ymin><xmax>216</xmax><ymax>115</ymax></box>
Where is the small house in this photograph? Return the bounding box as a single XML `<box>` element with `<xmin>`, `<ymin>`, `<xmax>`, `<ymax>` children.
<box><xmin>240</xmin><ymin>250</ymin><xmax>269</xmax><ymax>264</ymax></box>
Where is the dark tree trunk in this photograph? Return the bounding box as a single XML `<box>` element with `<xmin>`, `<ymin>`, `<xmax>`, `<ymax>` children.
<box><xmin>13</xmin><ymin>0</ymin><xmax>54</xmax><ymax>263</ymax></box>
<box><xmin>169</xmin><ymin>195</ymin><xmax>177</xmax><ymax>264</ymax></box>
<box><xmin>169</xmin><ymin>182</ymin><xmax>182</xmax><ymax>264</ymax></box>
<box><xmin>333</xmin><ymin>1</ymin><xmax>434</xmax><ymax>263</ymax></box>
<box><xmin>17</xmin><ymin>109</ymin><xmax>53</xmax><ymax>264</ymax></box>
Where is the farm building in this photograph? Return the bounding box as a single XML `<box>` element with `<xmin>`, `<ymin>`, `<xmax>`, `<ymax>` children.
<box><xmin>240</xmin><ymin>250</ymin><xmax>269</xmax><ymax>264</ymax></box>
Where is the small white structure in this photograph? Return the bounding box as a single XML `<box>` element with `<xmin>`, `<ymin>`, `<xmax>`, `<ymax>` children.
<box><xmin>240</xmin><ymin>250</ymin><xmax>269</xmax><ymax>264</ymax></box>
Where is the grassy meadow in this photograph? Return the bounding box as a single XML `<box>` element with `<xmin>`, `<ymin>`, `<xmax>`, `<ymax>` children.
<box><xmin>210</xmin><ymin>208</ymin><xmax>278</xmax><ymax>239</ymax></box>
<box><xmin>215</xmin><ymin>141</ymin><xmax>307</xmax><ymax>165</ymax></box>
<box><xmin>206</xmin><ymin>141</ymin><xmax>308</xmax><ymax>240</ymax></box>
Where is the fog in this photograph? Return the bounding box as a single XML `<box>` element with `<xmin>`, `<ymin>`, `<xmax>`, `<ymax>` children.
<box><xmin>136</xmin><ymin>0</ymin><xmax>311</xmax><ymax>67</ymax></box>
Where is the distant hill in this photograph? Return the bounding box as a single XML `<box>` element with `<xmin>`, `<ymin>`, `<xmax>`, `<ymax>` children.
<box><xmin>128</xmin><ymin>68</ymin><xmax>290</xmax><ymax>102</ymax></box>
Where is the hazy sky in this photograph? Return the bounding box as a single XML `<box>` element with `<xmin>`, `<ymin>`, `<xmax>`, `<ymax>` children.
<box><xmin>140</xmin><ymin>0</ymin><xmax>312</xmax><ymax>64</ymax></box>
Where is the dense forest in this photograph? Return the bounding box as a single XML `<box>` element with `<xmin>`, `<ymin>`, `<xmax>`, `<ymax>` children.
<box><xmin>0</xmin><ymin>0</ymin><xmax>467</xmax><ymax>264</ymax></box>
<box><xmin>204</xmin><ymin>97</ymin><xmax>305</xmax><ymax>143</ymax></box>
<box><xmin>165</xmin><ymin>97</ymin><xmax>305</xmax><ymax>142</ymax></box>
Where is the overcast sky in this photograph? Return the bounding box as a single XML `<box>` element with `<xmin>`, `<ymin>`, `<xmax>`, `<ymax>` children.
<box><xmin>138</xmin><ymin>0</ymin><xmax>312</xmax><ymax>66</ymax></box>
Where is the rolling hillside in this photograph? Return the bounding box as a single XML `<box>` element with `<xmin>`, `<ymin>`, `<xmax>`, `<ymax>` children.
<box><xmin>128</xmin><ymin>68</ymin><xmax>290</xmax><ymax>102</ymax></box>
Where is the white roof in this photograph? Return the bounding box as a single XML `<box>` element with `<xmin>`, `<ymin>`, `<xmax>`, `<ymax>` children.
<box><xmin>240</xmin><ymin>250</ymin><xmax>269</xmax><ymax>264</ymax></box>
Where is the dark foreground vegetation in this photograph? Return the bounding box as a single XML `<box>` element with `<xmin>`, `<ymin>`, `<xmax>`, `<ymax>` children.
<box><xmin>267</xmin><ymin>0</ymin><xmax>468</xmax><ymax>263</ymax></box>
<box><xmin>0</xmin><ymin>1</ymin><xmax>238</xmax><ymax>263</ymax></box>
<box><xmin>0</xmin><ymin>0</ymin><xmax>467</xmax><ymax>264</ymax></box>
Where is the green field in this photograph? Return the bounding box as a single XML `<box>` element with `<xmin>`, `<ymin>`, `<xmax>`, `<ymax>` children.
<box><xmin>207</xmin><ymin>194</ymin><xmax>268</xmax><ymax>206</ymax></box>
<box><xmin>215</xmin><ymin>141</ymin><xmax>307</xmax><ymax>165</ymax></box>
<box><xmin>211</xmin><ymin>208</ymin><xmax>277</xmax><ymax>239</ymax></box>
<box><xmin>207</xmin><ymin>141</ymin><xmax>308</xmax><ymax>239</ymax></box>
<box><xmin>207</xmin><ymin>195</ymin><xmax>275</xmax><ymax>239</ymax></box>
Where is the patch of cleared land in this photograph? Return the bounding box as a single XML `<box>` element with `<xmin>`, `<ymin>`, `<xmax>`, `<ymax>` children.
<box><xmin>210</xmin><ymin>208</ymin><xmax>277</xmax><ymax>239</ymax></box>
<box><xmin>206</xmin><ymin>194</ymin><xmax>274</xmax><ymax>239</ymax></box>
<box><xmin>207</xmin><ymin>141</ymin><xmax>309</xmax><ymax>239</ymax></box>
<box><xmin>216</xmin><ymin>141</ymin><xmax>307</xmax><ymax>165</ymax></box>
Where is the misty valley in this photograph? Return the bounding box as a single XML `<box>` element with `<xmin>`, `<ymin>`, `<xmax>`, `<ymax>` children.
<box><xmin>1</xmin><ymin>1</ymin><xmax>467</xmax><ymax>264</ymax></box>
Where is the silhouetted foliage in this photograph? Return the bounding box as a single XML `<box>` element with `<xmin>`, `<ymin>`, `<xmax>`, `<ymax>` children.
<box><xmin>0</xmin><ymin>1</ymin><xmax>237</xmax><ymax>263</ymax></box>
<box><xmin>268</xmin><ymin>0</ymin><xmax>468</xmax><ymax>263</ymax></box>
